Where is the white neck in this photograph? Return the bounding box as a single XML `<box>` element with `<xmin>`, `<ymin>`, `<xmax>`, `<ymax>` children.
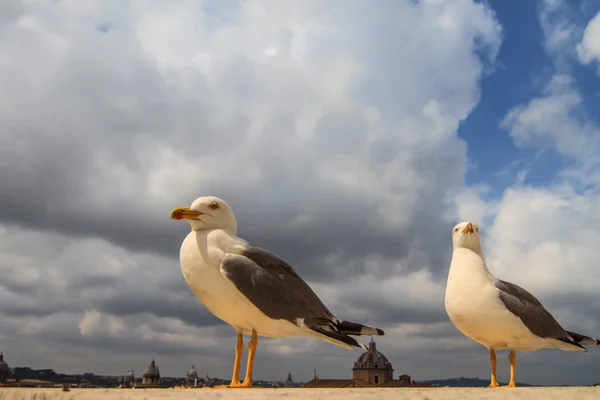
<box><xmin>188</xmin><ymin>219</ymin><xmax>237</xmax><ymax>235</ymax></box>
<box><xmin>449</xmin><ymin>247</ymin><xmax>493</xmax><ymax>278</ymax></box>
<box><xmin>455</xmin><ymin>243</ymin><xmax>484</xmax><ymax>257</ymax></box>
<box><xmin>191</xmin><ymin>227</ymin><xmax>245</xmax><ymax>255</ymax></box>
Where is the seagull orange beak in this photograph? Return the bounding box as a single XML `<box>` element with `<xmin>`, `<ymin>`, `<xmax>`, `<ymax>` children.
<box><xmin>461</xmin><ymin>222</ymin><xmax>474</xmax><ymax>234</ymax></box>
<box><xmin>170</xmin><ymin>207</ymin><xmax>202</xmax><ymax>221</ymax></box>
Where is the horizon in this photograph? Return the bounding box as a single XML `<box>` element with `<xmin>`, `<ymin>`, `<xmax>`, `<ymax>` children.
<box><xmin>1</xmin><ymin>0</ymin><xmax>600</xmax><ymax>387</ymax></box>
<box><xmin>3</xmin><ymin>352</ymin><xmax>549</xmax><ymax>387</ymax></box>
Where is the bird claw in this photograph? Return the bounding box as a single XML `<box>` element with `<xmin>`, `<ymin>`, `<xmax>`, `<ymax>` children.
<box><xmin>211</xmin><ymin>381</ymin><xmax>252</xmax><ymax>389</ymax></box>
<box><xmin>226</xmin><ymin>381</ymin><xmax>253</xmax><ymax>388</ymax></box>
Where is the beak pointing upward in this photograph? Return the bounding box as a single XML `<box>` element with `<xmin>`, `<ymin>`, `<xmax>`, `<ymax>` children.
<box><xmin>170</xmin><ymin>207</ymin><xmax>202</xmax><ymax>221</ymax></box>
<box><xmin>462</xmin><ymin>222</ymin><xmax>474</xmax><ymax>234</ymax></box>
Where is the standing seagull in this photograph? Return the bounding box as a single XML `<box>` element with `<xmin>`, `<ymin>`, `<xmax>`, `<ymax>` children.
<box><xmin>170</xmin><ymin>196</ymin><xmax>384</xmax><ymax>388</ymax></box>
<box><xmin>445</xmin><ymin>221</ymin><xmax>599</xmax><ymax>388</ymax></box>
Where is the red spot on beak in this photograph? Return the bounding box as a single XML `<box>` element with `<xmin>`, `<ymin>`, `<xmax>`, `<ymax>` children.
<box><xmin>170</xmin><ymin>207</ymin><xmax>201</xmax><ymax>220</ymax></box>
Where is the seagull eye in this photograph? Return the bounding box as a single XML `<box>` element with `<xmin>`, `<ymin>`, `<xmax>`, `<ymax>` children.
<box><xmin>454</xmin><ymin>228</ymin><xmax>459</xmax><ymax>233</ymax></box>
<box><xmin>208</xmin><ymin>202</ymin><xmax>219</xmax><ymax>210</ymax></box>
<box><xmin>475</xmin><ymin>227</ymin><xmax>478</xmax><ymax>232</ymax></box>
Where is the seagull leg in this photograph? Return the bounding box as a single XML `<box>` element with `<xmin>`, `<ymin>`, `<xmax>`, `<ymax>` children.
<box><xmin>230</xmin><ymin>332</ymin><xmax>244</xmax><ymax>386</ymax></box>
<box><xmin>239</xmin><ymin>329</ymin><xmax>258</xmax><ymax>388</ymax></box>
<box><xmin>213</xmin><ymin>331</ymin><xmax>244</xmax><ymax>388</ymax></box>
<box><xmin>488</xmin><ymin>348</ymin><xmax>500</xmax><ymax>388</ymax></box>
<box><xmin>503</xmin><ymin>349</ymin><xmax>517</xmax><ymax>388</ymax></box>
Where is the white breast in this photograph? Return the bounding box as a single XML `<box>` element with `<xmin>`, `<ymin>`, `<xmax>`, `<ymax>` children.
<box><xmin>444</xmin><ymin>249</ymin><xmax>540</xmax><ymax>350</ymax></box>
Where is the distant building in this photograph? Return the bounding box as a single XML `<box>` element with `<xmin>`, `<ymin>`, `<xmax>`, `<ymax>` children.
<box><xmin>285</xmin><ymin>372</ymin><xmax>294</xmax><ymax>388</ymax></box>
<box><xmin>303</xmin><ymin>338</ymin><xmax>436</xmax><ymax>388</ymax></box>
<box><xmin>352</xmin><ymin>338</ymin><xmax>394</xmax><ymax>385</ymax></box>
<box><xmin>186</xmin><ymin>365</ymin><xmax>199</xmax><ymax>387</ymax></box>
<box><xmin>120</xmin><ymin>369</ymin><xmax>135</xmax><ymax>388</ymax></box>
<box><xmin>141</xmin><ymin>358</ymin><xmax>160</xmax><ymax>386</ymax></box>
<box><xmin>0</xmin><ymin>352</ymin><xmax>10</xmax><ymax>383</ymax></box>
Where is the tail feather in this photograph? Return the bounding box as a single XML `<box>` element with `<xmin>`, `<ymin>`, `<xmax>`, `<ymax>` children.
<box><xmin>336</xmin><ymin>320</ymin><xmax>385</xmax><ymax>336</ymax></box>
<box><xmin>556</xmin><ymin>338</ymin><xmax>588</xmax><ymax>352</ymax></box>
<box><xmin>308</xmin><ymin>326</ymin><xmax>368</xmax><ymax>350</ymax></box>
<box><xmin>566</xmin><ymin>331</ymin><xmax>600</xmax><ymax>346</ymax></box>
<box><xmin>303</xmin><ymin>317</ymin><xmax>383</xmax><ymax>350</ymax></box>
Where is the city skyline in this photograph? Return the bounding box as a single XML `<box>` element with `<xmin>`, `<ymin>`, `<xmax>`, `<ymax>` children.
<box><xmin>1</xmin><ymin>0</ymin><xmax>600</xmax><ymax>386</ymax></box>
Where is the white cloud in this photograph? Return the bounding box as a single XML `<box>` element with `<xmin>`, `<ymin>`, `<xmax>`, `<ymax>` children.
<box><xmin>454</xmin><ymin>184</ymin><xmax>497</xmax><ymax>227</ymax></box>
<box><xmin>2</xmin><ymin>0</ymin><xmax>599</xmax><ymax>385</ymax></box>
<box><xmin>477</xmin><ymin>4</ymin><xmax>600</xmax><ymax>366</ymax></box>
<box><xmin>485</xmin><ymin>187</ymin><xmax>600</xmax><ymax>296</ymax></box>
<box><xmin>577</xmin><ymin>10</ymin><xmax>600</xmax><ymax>67</ymax></box>
<box><xmin>79</xmin><ymin>310</ymin><xmax>125</xmax><ymax>337</ymax></box>
<box><xmin>0</xmin><ymin>0</ymin><xmax>507</xmax><ymax>381</ymax></box>
<box><xmin>78</xmin><ymin>309</ymin><xmax>220</xmax><ymax>350</ymax></box>
<box><xmin>500</xmin><ymin>73</ymin><xmax>600</xmax><ymax>186</ymax></box>
<box><xmin>538</xmin><ymin>0</ymin><xmax>583</xmax><ymax>70</ymax></box>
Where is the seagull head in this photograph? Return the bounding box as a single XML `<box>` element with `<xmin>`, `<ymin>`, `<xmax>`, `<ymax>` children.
<box><xmin>170</xmin><ymin>196</ymin><xmax>237</xmax><ymax>233</ymax></box>
<box><xmin>452</xmin><ymin>221</ymin><xmax>481</xmax><ymax>251</ymax></box>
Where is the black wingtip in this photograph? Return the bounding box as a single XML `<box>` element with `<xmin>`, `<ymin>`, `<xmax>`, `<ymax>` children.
<box><xmin>308</xmin><ymin>326</ymin><xmax>365</xmax><ymax>350</ymax></box>
<box><xmin>335</xmin><ymin>320</ymin><xmax>385</xmax><ymax>336</ymax></box>
<box><xmin>565</xmin><ymin>331</ymin><xmax>600</xmax><ymax>346</ymax></box>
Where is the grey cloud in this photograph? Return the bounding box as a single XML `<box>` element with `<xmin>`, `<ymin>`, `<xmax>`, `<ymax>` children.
<box><xmin>0</xmin><ymin>313</ymin><xmax>234</xmax><ymax>360</ymax></box>
<box><xmin>57</xmin><ymin>331</ymin><xmax>231</xmax><ymax>359</ymax></box>
<box><xmin>542</xmin><ymin>294</ymin><xmax>600</xmax><ymax>328</ymax></box>
<box><xmin>1</xmin><ymin>276</ymin><xmax>40</xmax><ymax>297</ymax></box>
<box><xmin>0</xmin><ymin>1</ymin><xmax>472</xmax><ymax>282</ymax></box>
<box><xmin>0</xmin><ymin>0</ymin><xmax>23</xmax><ymax>28</ymax></box>
<box><xmin>360</xmin><ymin>303</ymin><xmax>449</xmax><ymax>326</ymax></box>
<box><xmin>95</xmin><ymin>292</ymin><xmax>225</xmax><ymax>329</ymax></box>
<box><xmin>0</xmin><ymin>0</ymin><xmax>539</xmax><ymax>385</ymax></box>
<box><xmin>0</xmin><ymin>304</ymin><xmax>82</xmax><ymax>319</ymax></box>
<box><xmin>67</xmin><ymin>274</ymin><xmax>119</xmax><ymax>291</ymax></box>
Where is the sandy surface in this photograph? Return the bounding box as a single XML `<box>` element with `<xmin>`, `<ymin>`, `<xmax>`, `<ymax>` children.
<box><xmin>1</xmin><ymin>387</ymin><xmax>599</xmax><ymax>400</ymax></box>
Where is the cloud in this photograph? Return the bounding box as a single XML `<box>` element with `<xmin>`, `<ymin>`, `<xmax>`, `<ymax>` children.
<box><xmin>500</xmin><ymin>73</ymin><xmax>600</xmax><ymax>187</ymax></box>
<box><xmin>0</xmin><ymin>1</ymin><xmax>502</xmax><ymax>281</ymax></box>
<box><xmin>467</xmin><ymin>2</ymin><xmax>600</xmax><ymax>386</ymax></box>
<box><xmin>0</xmin><ymin>0</ymin><xmax>517</xmax><ymax>383</ymax></box>
<box><xmin>577</xmin><ymin>10</ymin><xmax>600</xmax><ymax>67</ymax></box>
<box><xmin>485</xmin><ymin>187</ymin><xmax>600</xmax><ymax>296</ymax></box>
<box><xmin>537</xmin><ymin>0</ymin><xmax>585</xmax><ymax>71</ymax></box>
<box><xmin>501</xmin><ymin>74</ymin><xmax>588</xmax><ymax>155</ymax></box>
<box><xmin>475</xmin><ymin>181</ymin><xmax>600</xmax><ymax>387</ymax></box>
<box><xmin>2</xmin><ymin>0</ymin><xmax>599</xmax><ymax>387</ymax></box>
<box><xmin>453</xmin><ymin>184</ymin><xmax>498</xmax><ymax>227</ymax></box>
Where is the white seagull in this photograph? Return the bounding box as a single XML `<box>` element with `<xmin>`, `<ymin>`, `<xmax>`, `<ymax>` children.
<box><xmin>170</xmin><ymin>196</ymin><xmax>384</xmax><ymax>388</ymax></box>
<box><xmin>445</xmin><ymin>221</ymin><xmax>599</xmax><ymax>388</ymax></box>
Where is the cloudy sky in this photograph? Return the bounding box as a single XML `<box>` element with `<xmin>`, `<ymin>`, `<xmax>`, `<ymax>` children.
<box><xmin>1</xmin><ymin>0</ymin><xmax>600</xmax><ymax>386</ymax></box>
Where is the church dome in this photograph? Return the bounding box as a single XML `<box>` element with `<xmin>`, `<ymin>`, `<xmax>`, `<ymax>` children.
<box><xmin>187</xmin><ymin>365</ymin><xmax>198</xmax><ymax>378</ymax></box>
<box><xmin>353</xmin><ymin>338</ymin><xmax>392</xmax><ymax>369</ymax></box>
<box><xmin>143</xmin><ymin>358</ymin><xmax>160</xmax><ymax>378</ymax></box>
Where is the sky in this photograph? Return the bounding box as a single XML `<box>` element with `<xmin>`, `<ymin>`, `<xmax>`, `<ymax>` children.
<box><xmin>1</xmin><ymin>0</ymin><xmax>600</xmax><ymax>387</ymax></box>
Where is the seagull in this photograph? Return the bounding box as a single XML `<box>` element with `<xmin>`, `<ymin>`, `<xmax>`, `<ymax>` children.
<box><xmin>445</xmin><ymin>221</ymin><xmax>599</xmax><ymax>388</ymax></box>
<box><xmin>170</xmin><ymin>196</ymin><xmax>384</xmax><ymax>388</ymax></box>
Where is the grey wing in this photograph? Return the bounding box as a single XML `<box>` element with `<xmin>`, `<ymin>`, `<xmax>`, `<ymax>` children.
<box><xmin>495</xmin><ymin>279</ymin><xmax>570</xmax><ymax>340</ymax></box>
<box><xmin>220</xmin><ymin>245</ymin><xmax>336</xmax><ymax>325</ymax></box>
